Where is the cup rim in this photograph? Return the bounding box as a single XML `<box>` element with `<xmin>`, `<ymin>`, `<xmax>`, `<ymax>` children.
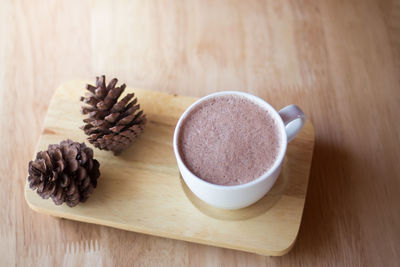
<box><xmin>173</xmin><ymin>91</ymin><xmax>288</xmax><ymax>190</ymax></box>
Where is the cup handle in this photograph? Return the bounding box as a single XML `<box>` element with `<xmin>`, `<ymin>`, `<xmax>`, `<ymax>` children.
<box><xmin>278</xmin><ymin>104</ymin><xmax>306</xmax><ymax>143</ymax></box>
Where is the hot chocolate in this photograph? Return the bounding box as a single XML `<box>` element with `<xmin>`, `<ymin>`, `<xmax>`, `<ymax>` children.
<box><xmin>178</xmin><ymin>95</ymin><xmax>282</xmax><ymax>186</ymax></box>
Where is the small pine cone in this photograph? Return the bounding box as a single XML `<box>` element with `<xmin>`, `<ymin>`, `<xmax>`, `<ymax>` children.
<box><xmin>80</xmin><ymin>75</ymin><xmax>147</xmax><ymax>155</ymax></box>
<box><xmin>27</xmin><ymin>139</ymin><xmax>100</xmax><ymax>207</ymax></box>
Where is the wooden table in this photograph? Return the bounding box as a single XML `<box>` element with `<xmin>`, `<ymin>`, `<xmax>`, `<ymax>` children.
<box><xmin>1</xmin><ymin>0</ymin><xmax>399</xmax><ymax>266</ymax></box>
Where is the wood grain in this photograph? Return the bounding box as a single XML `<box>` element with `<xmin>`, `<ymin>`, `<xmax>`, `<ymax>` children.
<box><xmin>1</xmin><ymin>0</ymin><xmax>399</xmax><ymax>266</ymax></box>
<box><xmin>24</xmin><ymin>81</ymin><xmax>314</xmax><ymax>257</ymax></box>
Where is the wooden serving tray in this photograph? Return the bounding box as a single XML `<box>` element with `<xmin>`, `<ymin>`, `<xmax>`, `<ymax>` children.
<box><xmin>25</xmin><ymin>81</ymin><xmax>315</xmax><ymax>256</ymax></box>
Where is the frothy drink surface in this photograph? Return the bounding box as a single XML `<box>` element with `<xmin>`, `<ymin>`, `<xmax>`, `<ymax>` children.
<box><xmin>179</xmin><ymin>95</ymin><xmax>282</xmax><ymax>186</ymax></box>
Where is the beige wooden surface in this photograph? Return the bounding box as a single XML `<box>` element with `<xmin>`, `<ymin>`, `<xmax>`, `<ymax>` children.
<box><xmin>1</xmin><ymin>0</ymin><xmax>399</xmax><ymax>266</ymax></box>
<box><xmin>24</xmin><ymin>81</ymin><xmax>314</xmax><ymax>257</ymax></box>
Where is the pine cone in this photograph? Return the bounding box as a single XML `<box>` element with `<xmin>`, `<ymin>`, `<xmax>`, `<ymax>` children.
<box><xmin>80</xmin><ymin>75</ymin><xmax>147</xmax><ymax>155</ymax></box>
<box><xmin>27</xmin><ymin>140</ymin><xmax>100</xmax><ymax>207</ymax></box>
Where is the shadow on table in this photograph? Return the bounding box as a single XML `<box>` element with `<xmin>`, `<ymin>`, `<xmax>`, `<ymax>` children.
<box><xmin>282</xmin><ymin>139</ymin><xmax>353</xmax><ymax>258</ymax></box>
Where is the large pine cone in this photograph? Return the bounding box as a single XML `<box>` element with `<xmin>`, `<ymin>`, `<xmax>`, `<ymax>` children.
<box><xmin>80</xmin><ymin>75</ymin><xmax>146</xmax><ymax>155</ymax></box>
<box><xmin>27</xmin><ymin>140</ymin><xmax>100</xmax><ymax>207</ymax></box>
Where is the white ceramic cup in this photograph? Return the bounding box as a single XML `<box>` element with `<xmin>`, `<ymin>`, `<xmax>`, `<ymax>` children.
<box><xmin>173</xmin><ymin>91</ymin><xmax>306</xmax><ymax>210</ymax></box>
